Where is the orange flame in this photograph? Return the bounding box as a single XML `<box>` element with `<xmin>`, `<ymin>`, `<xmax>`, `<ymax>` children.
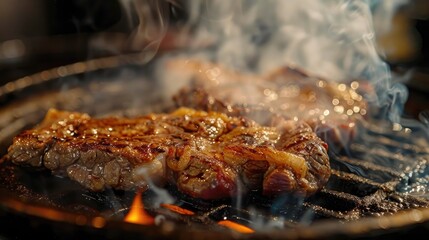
<box><xmin>218</xmin><ymin>220</ymin><xmax>255</xmax><ymax>234</ymax></box>
<box><xmin>161</xmin><ymin>203</ymin><xmax>195</xmax><ymax>216</ymax></box>
<box><xmin>124</xmin><ymin>191</ymin><xmax>154</xmax><ymax>225</ymax></box>
<box><xmin>124</xmin><ymin>192</ymin><xmax>253</xmax><ymax>233</ymax></box>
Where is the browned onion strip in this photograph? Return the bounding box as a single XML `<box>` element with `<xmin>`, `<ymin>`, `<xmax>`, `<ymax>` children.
<box><xmin>223</xmin><ymin>145</ymin><xmax>307</xmax><ymax>178</ymax></box>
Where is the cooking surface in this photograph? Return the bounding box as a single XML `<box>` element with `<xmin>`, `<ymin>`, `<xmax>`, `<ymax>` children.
<box><xmin>1</xmin><ymin>65</ymin><xmax>429</xmax><ymax>239</ymax></box>
<box><xmin>1</xmin><ymin>1</ymin><xmax>429</xmax><ymax>239</ymax></box>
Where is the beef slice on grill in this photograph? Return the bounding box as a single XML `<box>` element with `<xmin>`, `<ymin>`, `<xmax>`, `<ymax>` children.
<box><xmin>6</xmin><ymin>107</ymin><xmax>330</xmax><ymax>199</ymax></box>
<box><xmin>166</xmin><ymin>59</ymin><xmax>368</xmax><ymax>147</ymax></box>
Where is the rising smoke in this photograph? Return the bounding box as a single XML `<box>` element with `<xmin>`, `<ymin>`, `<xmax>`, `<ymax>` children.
<box><xmin>152</xmin><ymin>0</ymin><xmax>409</xmax><ymax>124</ymax></box>
<box><xmin>113</xmin><ymin>0</ymin><xmax>414</xmax><ymax>126</ymax></box>
<box><xmin>120</xmin><ymin>0</ymin><xmax>429</xmax><ymax>206</ymax></box>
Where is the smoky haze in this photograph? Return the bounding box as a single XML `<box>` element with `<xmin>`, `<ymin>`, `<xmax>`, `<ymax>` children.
<box><xmin>147</xmin><ymin>0</ymin><xmax>409</xmax><ymax>124</ymax></box>
<box><xmin>117</xmin><ymin>0</ymin><xmax>429</xmax><ymax>209</ymax></box>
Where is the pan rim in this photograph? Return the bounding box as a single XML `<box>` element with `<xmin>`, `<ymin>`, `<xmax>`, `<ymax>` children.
<box><xmin>1</xmin><ymin>56</ymin><xmax>429</xmax><ymax>239</ymax></box>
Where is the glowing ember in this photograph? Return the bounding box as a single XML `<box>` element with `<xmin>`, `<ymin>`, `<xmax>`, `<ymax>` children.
<box><xmin>218</xmin><ymin>220</ymin><xmax>255</xmax><ymax>234</ymax></box>
<box><xmin>124</xmin><ymin>191</ymin><xmax>154</xmax><ymax>225</ymax></box>
<box><xmin>161</xmin><ymin>204</ymin><xmax>195</xmax><ymax>216</ymax></box>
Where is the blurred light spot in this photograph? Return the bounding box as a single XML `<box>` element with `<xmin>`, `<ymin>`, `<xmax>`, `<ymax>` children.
<box><xmin>392</xmin><ymin>123</ymin><xmax>402</xmax><ymax>131</ymax></box>
<box><xmin>346</xmin><ymin>109</ymin><xmax>354</xmax><ymax>115</ymax></box>
<box><xmin>338</xmin><ymin>84</ymin><xmax>347</xmax><ymax>91</ymax></box>
<box><xmin>92</xmin><ymin>217</ymin><xmax>106</xmax><ymax>228</ymax></box>
<box><xmin>16</xmin><ymin>77</ymin><xmax>32</xmax><ymax>88</ymax></box>
<box><xmin>332</xmin><ymin>99</ymin><xmax>339</xmax><ymax>105</ymax></box>
<box><xmin>4</xmin><ymin>82</ymin><xmax>15</xmax><ymax>92</ymax></box>
<box><xmin>41</xmin><ymin>71</ymin><xmax>51</xmax><ymax>81</ymax></box>
<box><xmin>409</xmin><ymin>209</ymin><xmax>423</xmax><ymax>222</ymax></box>
<box><xmin>1</xmin><ymin>40</ymin><xmax>25</xmax><ymax>59</ymax></box>
<box><xmin>353</xmin><ymin>106</ymin><xmax>360</xmax><ymax>113</ymax></box>
<box><xmin>264</xmin><ymin>89</ymin><xmax>272</xmax><ymax>96</ymax></box>
<box><xmin>323</xmin><ymin>109</ymin><xmax>330</xmax><ymax>116</ymax></box>
<box><xmin>72</xmin><ymin>62</ymin><xmax>87</xmax><ymax>74</ymax></box>
<box><xmin>318</xmin><ymin>80</ymin><xmax>326</xmax><ymax>87</ymax></box>
<box><xmin>205</xmin><ymin>67</ymin><xmax>221</xmax><ymax>80</ymax></box>
<box><xmin>264</xmin><ymin>88</ymin><xmax>278</xmax><ymax>101</ymax></box>
<box><xmin>57</xmin><ymin>66</ymin><xmax>68</xmax><ymax>77</ymax></box>
<box><xmin>280</xmin><ymin>85</ymin><xmax>300</xmax><ymax>98</ymax></box>
<box><xmin>334</xmin><ymin>106</ymin><xmax>344</xmax><ymax>113</ymax></box>
<box><xmin>377</xmin><ymin>217</ymin><xmax>390</xmax><ymax>229</ymax></box>
<box><xmin>351</xmin><ymin>81</ymin><xmax>359</xmax><ymax>90</ymax></box>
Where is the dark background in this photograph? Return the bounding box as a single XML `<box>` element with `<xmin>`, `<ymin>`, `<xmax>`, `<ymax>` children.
<box><xmin>0</xmin><ymin>0</ymin><xmax>428</xmax><ymax>118</ymax></box>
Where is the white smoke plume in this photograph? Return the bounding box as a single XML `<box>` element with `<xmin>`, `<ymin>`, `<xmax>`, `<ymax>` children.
<box><xmin>156</xmin><ymin>0</ymin><xmax>409</xmax><ymax>123</ymax></box>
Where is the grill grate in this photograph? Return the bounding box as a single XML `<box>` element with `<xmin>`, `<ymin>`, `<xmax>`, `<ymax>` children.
<box><xmin>2</xmin><ymin>123</ymin><xmax>428</xmax><ymax>232</ymax></box>
<box><xmin>1</xmin><ymin>68</ymin><xmax>429</xmax><ymax>239</ymax></box>
<box><xmin>135</xmin><ymin>121</ymin><xmax>429</xmax><ymax>229</ymax></box>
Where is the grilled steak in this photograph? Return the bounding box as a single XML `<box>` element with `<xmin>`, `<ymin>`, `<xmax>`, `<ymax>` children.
<box><xmin>6</xmin><ymin>107</ymin><xmax>329</xmax><ymax>199</ymax></box>
<box><xmin>167</xmin><ymin>59</ymin><xmax>367</xmax><ymax>146</ymax></box>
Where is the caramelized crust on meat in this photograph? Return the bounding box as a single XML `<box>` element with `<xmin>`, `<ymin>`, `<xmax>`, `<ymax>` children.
<box><xmin>6</xmin><ymin>107</ymin><xmax>329</xmax><ymax>199</ymax></box>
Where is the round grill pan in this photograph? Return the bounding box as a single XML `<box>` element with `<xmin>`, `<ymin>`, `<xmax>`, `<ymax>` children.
<box><xmin>1</xmin><ymin>55</ymin><xmax>429</xmax><ymax>240</ymax></box>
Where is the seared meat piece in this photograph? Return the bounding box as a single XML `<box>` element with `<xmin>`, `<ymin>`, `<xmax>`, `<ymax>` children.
<box><xmin>168</xmin><ymin>59</ymin><xmax>367</xmax><ymax>146</ymax></box>
<box><xmin>6</xmin><ymin>107</ymin><xmax>329</xmax><ymax>199</ymax></box>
